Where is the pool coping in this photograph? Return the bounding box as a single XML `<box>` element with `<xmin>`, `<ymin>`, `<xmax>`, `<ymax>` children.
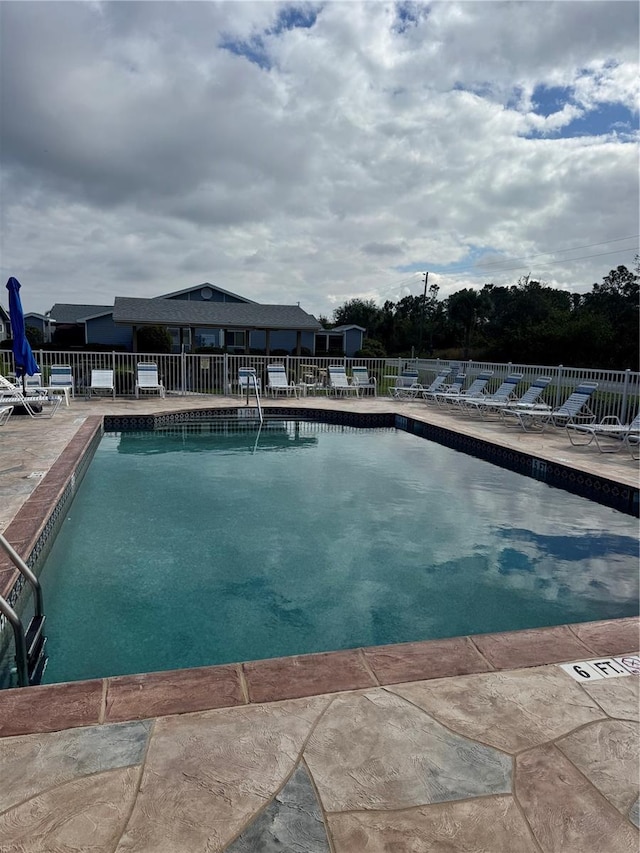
<box><xmin>0</xmin><ymin>406</ymin><xmax>638</xmax><ymax>730</ymax></box>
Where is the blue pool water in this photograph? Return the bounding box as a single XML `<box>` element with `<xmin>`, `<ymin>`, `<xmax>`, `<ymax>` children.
<box><xmin>39</xmin><ymin>422</ymin><xmax>639</xmax><ymax>683</ymax></box>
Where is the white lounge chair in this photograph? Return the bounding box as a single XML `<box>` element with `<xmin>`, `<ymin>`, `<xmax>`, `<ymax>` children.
<box><xmin>390</xmin><ymin>369</ymin><xmax>421</xmax><ymax>399</ymax></box>
<box><xmin>88</xmin><ymin>369</ymin><xmax>116</xmax><ymax>400</ymax></box>
<box><xmin>135</xmin><ymin>363</ymin><xmax>165</xmax><ymax>398</ymax></box>
<box><xmin>328</xmin><ymin>365</ymin><xmax>360</xmax><ymax>396</ymax></box>
<box><xmin>0</xmin><ymin>375</ymin><xmax>62</xmax><ymax>418</ymax></box>
<box><xmin>502</xmin><ymin>381</ymin><xmax>599</xmax><ymax>432</ymax></box>
<box><xmin>422</xmin><ymin>372</ymin><xmax>465</xmax><ymax>403</ymax></box>
<box><xmin>24</xmin><ymin>370</ymin><xmax>73</xmax><ymax>407</ymax></box>
<box><xmin>266</xmin><ymin>364</ymin><xmax>297</xmax><ymax>397</ymax></box>
<box><xmin>419</xmin><ymin>369</ymin><xmax>454</xmax><ymax>401</ymax></box>
<box><xmin>492</xmin><ymin>376</ymin><xmax>553</xmax><ymax>417</ymax></box>
<box><xmin>238</xmin><ymin>367</ymin><xmax>261</xmax><ymax>397</ymax></box>
<box><xmin>0</xmin><ymin>405</ymin><xmax>13</xmax><ymax>426</ymax></box>
<box><xmin>566</xmin><ymin>412</ymin><xmax>640</xmax><ymax>454</ymax></box>
<box><xmin>351</xmin><ymin>366</ymin><xmax>377</xmax><ymax>396</ymax></box>
<box><xmin>459</xmin><ymin>373</ymin><xmax>524</xmax><ymax>416</ymax></box>
<box><xmin>49</xmin><ymin>364</ymin><xmax>75</xmax><ymax>402</ymax></box>
<box><xmin>433</xmin><ymin>371</ymin><xmax>494</xmax><ymax>408</ymax></box>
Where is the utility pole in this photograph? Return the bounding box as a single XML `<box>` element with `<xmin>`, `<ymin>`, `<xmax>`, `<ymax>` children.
<box><xmin>418</xmin><ymin>271</ymin><xmax>429</xmax><ymax>356</ymax></box>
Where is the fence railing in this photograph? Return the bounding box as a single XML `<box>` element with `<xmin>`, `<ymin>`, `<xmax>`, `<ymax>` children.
<box><xmin>1</xmin><ymin>350</ymin><xmax>638</xmax><ymax>424</ymax></box>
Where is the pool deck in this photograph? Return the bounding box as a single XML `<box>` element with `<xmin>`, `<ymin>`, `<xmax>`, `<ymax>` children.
<box><xmin>0</xmin><ymin>393</ymin><xmax>638</xmax><ymax>852</ymax></box>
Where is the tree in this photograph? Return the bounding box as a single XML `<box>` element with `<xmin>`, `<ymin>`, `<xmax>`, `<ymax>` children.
<box><xmin>333</xmin><ymin>299</ymin><xmax>382</xmax><ymax>332</ymax></box>
<box><xmin>25</xmin><ymin>326</ymin><xmax>44</xmax><ymax>348</ymax></box>
<box><xmin>356</xmin><ymin>338</ymin><xmax>386</xmax><ymax>358</ymax></box>
<box><xmin>446</xmin><ymin>289</ymin><xmax>489</xmax><ymax>359</ymax></box>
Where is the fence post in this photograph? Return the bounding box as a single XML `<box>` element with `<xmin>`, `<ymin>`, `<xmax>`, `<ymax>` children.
<box><xmin>621</xmin><ymin>368</ymin><xmax>631</xmax><ymax>424</ymax></box>
<box><xmin>554</xmin><ymin>365</ymin><xmax>564</xmax><ymax>409</ymax></box>
<box><xmin>180</xmin><ymin>346</ymin><xmax>186</xmax><ymax>396</ymax></box>
<box><xmin>223</xmin><ymin>352</ymin><xmax>229</xmax><ymax>395</ymax></box>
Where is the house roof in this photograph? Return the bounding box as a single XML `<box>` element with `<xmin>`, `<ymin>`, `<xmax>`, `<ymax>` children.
<box><xmin>157</xmin><ymin>282</ymin><xmax>255</xmax><ymax>303</ymax></box>
<box><xmin>113</xmin><ymin>297</ymin><xmax>323</xmax><ymax>330</ymax></box>
<box><xmin>49</xmin><ymin>304</ymin><xmax>113</xmax><ymax>323</ymax></box>
<box><xmin>328</xmin><ymin>325</ymin><xmax>366</xmax><ymax>333</ymax></box>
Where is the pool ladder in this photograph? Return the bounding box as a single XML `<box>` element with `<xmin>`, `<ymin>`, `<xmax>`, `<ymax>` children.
<box><xmin>0</xmin><ymin>533</ymin><xmax>46</xmax><ymax>687</ymax></box>
<box><xmin>244</xmin><ymin>371</ymin><xmax>264</xmax><ymax>424</ymax></box>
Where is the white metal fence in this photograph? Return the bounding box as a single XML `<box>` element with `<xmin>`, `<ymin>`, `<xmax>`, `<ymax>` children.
<box><xmin>1</xmin><ymin>350</ymin><xmax>639</xmax><ymax>423</ymax></box>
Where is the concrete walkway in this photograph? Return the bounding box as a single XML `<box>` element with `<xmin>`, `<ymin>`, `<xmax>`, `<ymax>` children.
<box><xmin>0</xmin><ymin>393</ymin><xmax>638</xmax><ymax>852</ymax></box>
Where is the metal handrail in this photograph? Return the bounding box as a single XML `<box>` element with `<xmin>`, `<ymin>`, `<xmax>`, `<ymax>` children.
<box><xmin>0</xmin><ymin>594</ymin><xmax>29</xmax><ymax>687</ymax></box>
<box><xmin>0</xmin><ymin>533</ymin><xmax>44</xmax><ymax>619</ymax></box>
<box><xmin>245</xmin><ymin>373</ymin><xmax>263</xmax><ymax>424</ymax></box>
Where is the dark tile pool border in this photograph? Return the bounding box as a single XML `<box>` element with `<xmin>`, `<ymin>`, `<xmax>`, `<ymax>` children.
<box><xmin>397</xmin><ymin>414</ymin><xmax>639</xmax><ymax>517</ymax></box>
<box><xmin>0</xmin><ymin>406</ymin><xmax>637</xmax><ymax>695</ymax></box>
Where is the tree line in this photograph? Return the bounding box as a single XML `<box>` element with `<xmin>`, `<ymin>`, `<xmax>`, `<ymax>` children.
<box><xmin>325</xmin><ymin>261</ymin><xmax>639</xmax><ymax>370</ymax></box>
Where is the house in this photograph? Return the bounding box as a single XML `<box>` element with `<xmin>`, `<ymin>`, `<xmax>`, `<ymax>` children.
<box><xmin>0</xmin><ymin>305</ymin><xmax>10</xmax><ymax>342</ymax></box>
<box><xmin>24</xmin><ymin>313</ymin><xmax>52</xmax><ymax>342</ymax></box>
<box><xmin>43</xmin><ymin>283</ymin><xmax>366</xmax><ymax>356</ymax></box>
<box><xmin>315</xmin><ymin>325</ymin><xmax>366</xmax><ymax>357</ymax></box>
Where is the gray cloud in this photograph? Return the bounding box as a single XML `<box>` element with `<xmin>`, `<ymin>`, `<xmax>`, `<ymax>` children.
<box><xmin>0</xmin><ymin>1</ymin><xmax>637</xmax><ymax>317</ymax></box>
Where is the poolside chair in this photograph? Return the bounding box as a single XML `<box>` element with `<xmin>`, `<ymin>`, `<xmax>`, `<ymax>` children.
<box><xmin>493</xmin><ymin>376</ymin><xmax>553</xmax><ymax>415</ymax></box>
<box><xmin>49</xmin><ymin>364</ymin><xmax>75</xmax><ymax>402</ymax></box>
<box><xmin>418</xmin><ymin>369</ymin><xmax>452</xmax><ymax>401</ymax></box>
<box><xmin>566</xmin><ymin>411</ymin><xmax>640</xmax><ymax>455</ymax></box>
<box><xmin>328</xmin><ymin>365</ymin><xmax>360</xmax><ymax>396</ymax></box>
<box><xmin>0</xmin><ymin>375</ymin><xmax>62</xmax><ymax>418</ymax></box>
<box><xmin>422</xmin><ymin>372</ymin><xmax>466</xmax><ymax>403</ymax></box>
<box><xmin>458</xmin><ymin>373</ymin><xmax>524</xmax><ymax>417</ymax></box>
<box><xmin>135</xmin><ymin>363</ymin><xmax>165</xmax><ymax>398</ymax></box>
<box><xmin>351</xmin><ymin>366</ymin><xmax>377</xmax><ymax>396</ymax></box>
<box><xmin>237</xmin><ymin>367</ymin><xmax>261</xmax><ymax>397</ymax></box>
<box><xmin>502</xmin><ymin>381</ymin><xmax>598</xmax><ymax>432</ymax></box>
<box><xmin>88</xmin><ymin>369</ymin><xmax>116</xmax><ymax>400</ymax></box>
<box><xmin>0</xmin><ymin>405</ymin><xmax>13</xmax><ymax>427</ymax></box>
<box><xmin>390</xmin><ymin>369</ymin><xmax>421</xmax><ymax>399</ymax></box>
<box><xmin>266</xmin><ymin>363</ymin><xmax>297</xmax><ymax>397</ymax></box>
<box><xmin>433</xmin><ymin>371</ymin><xmax>494</xmax><ymax>408</ymax></box>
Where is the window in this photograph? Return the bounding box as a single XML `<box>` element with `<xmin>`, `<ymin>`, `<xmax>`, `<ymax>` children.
<box><xmin>316</xmin><ymin>333</ymin><xmax>344</xmax><ymax>354</ymax></box>
<box><xmin>225</xmin><ymin>330</ymin><xmax>246</xmax><ymax>350</ymax></box>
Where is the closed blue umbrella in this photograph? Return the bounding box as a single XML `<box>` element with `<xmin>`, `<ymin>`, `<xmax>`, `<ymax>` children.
<box><xmin>6</xmin><ymin>277</ymin><xmax>39</xmax><ymax>390</ymax></box>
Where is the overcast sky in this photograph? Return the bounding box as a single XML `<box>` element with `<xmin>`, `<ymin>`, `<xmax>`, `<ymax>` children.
<box><xmin>1</xmin><ymin>1</ymin><xmax>638</xmax><ymax>318</ymax></box>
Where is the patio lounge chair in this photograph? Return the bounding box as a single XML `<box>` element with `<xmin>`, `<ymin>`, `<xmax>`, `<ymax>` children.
<box><xmin>135</xmin><ymin>363</ymin><xmax>165</xmax><ymax>398</ymax></box>
<box><xmin>492</xmin><ymin>376</ymin><xmax>553</xmax><ymax>415</ymax></box>
<box><xmin>433</xmin><ymin>371</ymin><xmax>494</xmax><ymax>408</ymax></box>
<box><xmin>25</xmin><ymin>370</ymin><xmax>73</xmax><ymax>407</ymax></box>
<box><xmin>266</xmin><ymin>363</ymin><xmax>297</xmax><ymax>397</ymax></box>
<box><xmin>502</xmin><ymin>381</ymin><xmax>598</xmax><ymax>432</ymax></box>
<box><xmin>419</xmin><ymin>369</ymin><xmax>453</xmax><ymax>401</ymax></box>
<box><xmin>0</xmin><ymin>375</ymin><xmax>62</xmax><ymax>418</ymax></box>
<box><xmin>390</xmin><ymin>369</ymin><xmax>421</xmax><ymax>399</ymax></box>
<box><xmin>0</xmin><ymin>405</ymin><xmax>13</xmax><ymax>426</ymax></box>
<box><xmin>459</xmin><ymin>373</ymin><xmax>524</xmax><ymax>416</ymax></box>
<box><xmin>88</xmin><ymin>369</ymin><xmax>116</xmax><ymax>400</ymax></box>
<box><xmin>351</xmin><ymin>366</ymin><xmax>377</xmax><ymax>396</ymax></box>
<box><xmin>566</xmin><ymin>411</ymin><xmax>640</xmax><ymax>454</ymax></box>
<box><xmin>328</xmin><ymin>365</ymin><xmax>360</xmax><ymax>396</ymax></box>
<box><xmin>422</xmin><ymin>372</ymin><xmax>465</xmax><ymax>403</ymax></box>
<box><xmin>49</xmin><ymin>364</ymin><xmax>75</xmax><ymax>402</ymax></box>
<box><xmin>238</xmin><ymin>367</ymin><xmax>261</xmax><ymax>397</ymax></box>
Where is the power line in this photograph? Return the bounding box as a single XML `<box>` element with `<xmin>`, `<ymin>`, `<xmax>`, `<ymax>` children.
<box><xmin>462</xmin><ymin>246</ymin><xmax>638</xmax><ymax>277</ymax></box>
<box><xmin>464</xmin><ymin>234</ymin><xmax>639</xmax><ymax>271</ymax></box>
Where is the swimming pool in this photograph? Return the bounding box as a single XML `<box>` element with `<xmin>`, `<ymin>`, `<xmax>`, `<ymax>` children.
<box><xmin>36</xmin><ymin>420</ymin><xmax>639</xmax><ymax>684</ymax></box>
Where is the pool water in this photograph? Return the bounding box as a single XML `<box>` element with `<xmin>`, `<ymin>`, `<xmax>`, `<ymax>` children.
<box><xmin>39</xmin><ymin>422</ymin><xmax>639</xmax><ymax>683</ymax></box>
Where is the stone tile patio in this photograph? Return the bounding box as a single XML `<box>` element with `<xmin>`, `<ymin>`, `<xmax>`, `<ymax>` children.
<box><xmin>0</xmin><ymin>393</ymin><xmax>638</xmax><ymax>851</ymax></box>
